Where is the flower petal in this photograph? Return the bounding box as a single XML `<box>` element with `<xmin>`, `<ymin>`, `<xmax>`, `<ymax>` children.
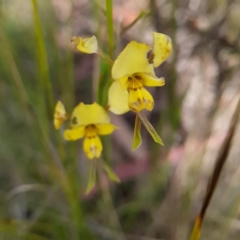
<box><xmin>53</xmin><ymin>101</ymin><xmax>67</xmax><ymax>130</ymax></box>
<box><xmin>64</xmin><ymin>126</ymin><xmax>85</xmax><ymax>141</ymax></box>
<box><xmin>71</xmin><ymin>102</ymin><xmax>110</xmax><ymax>127</ymax></box>
<box><xmin>83</xmin><ymin>135</ymin><xmax>102</xmax><ymax>159</ymax></box>
<box><xmin>119</xmin><ymin>77</ymin><xmax>129</xmax><ymax>90</ymax></box>
<box><xmin>112</xmin><ymin>41</ymin><xmax>154</xmax><ymax>80</ymax></box>
<box><xmin>71</xmin><ymin>36</ymin><xmax>98</xmax><ymax>54</ymax></box>
<box><xmin>152</xmin><ymin>32</ymin><xmax>172</xmax><ymax>67</ymax></box>
<box><xmin>136</xmin><ymin>73</ymin><xmax>165</xmax><ymax>87</ymax></box>
<box><xmin>96</xmin><ymin>123</ymin><xmax>117</xmax><ymax>135</ymax></box>
<box><xmin>128</xmin><ymin>87</ymin><xmax>154</xmax><ymax>112</ymax></box>
<box><xmin>108</xmin><ymin>81</ymin><xmax>130</xmax><ymax>115</ymax></box>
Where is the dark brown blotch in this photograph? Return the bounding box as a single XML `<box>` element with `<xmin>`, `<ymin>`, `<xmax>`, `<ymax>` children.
<box><xmin>71</xmin><ymin>117</ymin><xmax>78</xmax><ymax>125</ymax></box>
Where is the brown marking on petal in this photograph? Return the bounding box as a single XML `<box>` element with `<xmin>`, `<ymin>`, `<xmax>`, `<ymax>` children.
<box><xmin>148</xmin><ymin>53</ymin><xmax>155</xmax><ymax>64</ymax></box>
<box><xmin>71</xmin><ymin>117</ymin><xmax>78</xmax><ymax>125</ymax></box>
<box><xmin>85</xmin><ymin>124</ymin><xmax>98</xmax><ymax>138</ymax></box>
<box><xmin>129</xmin><ymin>106</ymin><xmax>137</xmax><ymax>111</ymax></box>
<box><xmin>128</xmin><ymin>77</ymin><xmax>132</xmax><ymax>81</ymax></box>
<box><xmin>128</xmin><ymin>78</ymin><xmax>143</xmax><ymax>89</ymax></box>
<box><xmin>128</xmin><ymin>86</ymin><xmax>141</xmax><ymax>91</ymax></box>
<box><xmin>135</xmin><ymin>75</ymin><xmax>141</xmax><ymax>80</ymax></box>
<box><xmin>105</xmin><ymin>104</ymin><xmax>110</xmax><ymax>111</ymax></box>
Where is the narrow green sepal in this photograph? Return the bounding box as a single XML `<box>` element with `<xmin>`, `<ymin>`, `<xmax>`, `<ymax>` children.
<box><xmin>85</xmin><ymin>160</ymin><xmax>97</xmax><ymax>194</ymax></box>
<box><xmin>102</xmin><ymin>161</ymin><xmax>120</xmax><ymax>183</ymax></box>
<box><xmin>132</xmin><ymin>114</ymin><xmax>142</xmax><ymax>150</ymax></box>
<box><xmin>138</xmin><ymin>112</ymin><xmax>164</xmax><ymax>146</ymax></box>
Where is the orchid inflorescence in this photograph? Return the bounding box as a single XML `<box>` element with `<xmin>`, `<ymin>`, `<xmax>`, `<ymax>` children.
<box><xmin>54</xmin><ymin>32</ymin><xmax>172</xmax><ymax>193</ymax></box>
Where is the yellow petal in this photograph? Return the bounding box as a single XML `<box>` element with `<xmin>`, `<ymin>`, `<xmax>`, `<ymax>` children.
<box><xmin>71</xmin><ymin>102</ymin><xmax>110</xmax><ymax>127</ymax></box>
<box><xmin>96</xmin><ymin>123</ymin><xmax>117</xmax><ymax>135</ymax></box>
<box><xmin>128</xmin><ymin>87</ymin><xmax>154</xmax><ymax>112</ymax></box>
<box><xmin>152</xmin><ymin>32</ymin><xmax>172</xmax><ymax>67</ymax></box>
<box><xmin>136</xmin><ymin>73</ymin><xmax>165</xmax><ymax>87</ymax></box>
<box><xmin>64</xmin><ymin>126</ymin><xmax>85</xmax><ymax>141</ymax></box>
<box><xmin>83</xmin><ymin>135</ymin><xmax>102</xmax><ymax>159</ymax></box>
<box><xmin>71</xmin><ymin>36</ymin><xmax>98</xmax><ymax>54</ymax></box>
<box><xmin>119</xmin><ymin>76</ymin><xmax>129</xmax><ymax>90</ymax></box>
<box><xmin>54</xmin><ymin>101</ymin><xmax>67</xmax><ymax>130</ymax></box>
<box><xmin>112</xmin><ymin>41</ymin><xmax>154</xmax><ymax>80</ymax></box>
<box><xmin>108</xmin><ymin>81</ymin><xmax>130</xmax><ymax>115</ymax></box>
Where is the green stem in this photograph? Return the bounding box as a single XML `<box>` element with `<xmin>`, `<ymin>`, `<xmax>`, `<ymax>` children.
<box><xmin>105</xmin><ymin>0</ymin><xmax>114</xmax><ymax>58</ymax></box>
<box><xmin>31</xmin><ymin>0</ymin><xmax>54</xmax><ymax>111</ymax></box>
<box><xmin>168</xmin><ymin>0</ymin><xmax>178</xmax><ymax>130</ymax></box>
<box><xmin>97</xmin><ymin>163</ymin><xmax>125</xmax><ymax>240</ymax></box>
<box><xmin>92</xmin><ymin>0</ymin><xmax>101</xmax><ymax>102</ymax></box>
<box><xmin>97</xmin><ymin>48</ymin><xmax>114</xmax><ymax>65</ymax></box>
<box><xmin>120</xmin><ymin>10</ymin><xmax>150</xmax><ymax>35</ymax></box>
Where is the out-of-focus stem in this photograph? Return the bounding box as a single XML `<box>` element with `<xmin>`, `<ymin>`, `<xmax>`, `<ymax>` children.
<box><xmin>31</xmin><ymin>0</ymin><xmax>54</xmax><ymax>111</ymax></box>
<box><xmin>105</xmin><ymin>0</ymin><xmax>114</xmax><ymax>58</ymax></box>
<box><xmin>97</xmin><ymin>164</ymin><xmax>126</xmax><ymax>240</ymax></box>
<box><xmin>97</xmin><ymin>48</ymin><xmax>114</xmax><ymax>65</ymax></box>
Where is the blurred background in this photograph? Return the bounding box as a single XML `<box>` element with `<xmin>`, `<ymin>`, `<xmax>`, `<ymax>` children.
<box><xmin>1</xmin><ymin>0</ymin><xmax>240</xmax><ymax>239</ymax></box>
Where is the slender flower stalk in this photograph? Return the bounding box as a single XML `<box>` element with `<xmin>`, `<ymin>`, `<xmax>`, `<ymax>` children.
<box><xmin>105</xmin><ymin>0</ymin><xmax>114</xmax><ymax>58</ymax></box>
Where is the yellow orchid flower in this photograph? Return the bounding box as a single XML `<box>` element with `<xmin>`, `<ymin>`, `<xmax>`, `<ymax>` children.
<box><xmin>71</xmin><ymin>36</ymin><xmax>98</xmax><ymax>54</ymax></box>
<box><xmin>64</xmin><ymin>102</ymin><xmax>117</xmax><ymax>160</ymax></box>
<box><xmin>108</xmin><ymin>32</ymin><xmax>172</xmax><ymax>114</ymax></box>
<box><xmin>53</xmin><ymin>101</ymin><xmax>68</xmax><ymax>130</ymax></box>
<box><xmin>71</xmin><ymin>35</ymin><xmax>113</xmax><ymax>64</ymax></box>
